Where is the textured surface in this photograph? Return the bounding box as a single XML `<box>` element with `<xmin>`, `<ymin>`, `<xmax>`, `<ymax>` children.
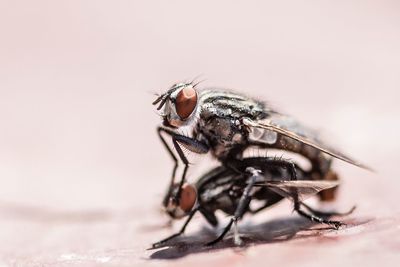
<box><xmin>0</xmin><ymin>1</ymin><xmax>399</xmax><ymax>266</ymax></box>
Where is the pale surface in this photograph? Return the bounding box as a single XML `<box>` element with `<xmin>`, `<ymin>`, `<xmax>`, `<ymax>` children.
<box><xmin>0</xmin><ymin>1</ymin><xmax>399</xmax><ymax>266</ymax></box>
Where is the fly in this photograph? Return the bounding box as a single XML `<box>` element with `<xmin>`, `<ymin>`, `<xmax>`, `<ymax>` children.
<box><xmin>151</xmin><ymin>157</ymin><xmax>355</xmax><ymax>247</ymax></box>
<box><xmin>151</xmin><ymin>81</ymin><xmax>368</xmax><ymax>246</ymax></box>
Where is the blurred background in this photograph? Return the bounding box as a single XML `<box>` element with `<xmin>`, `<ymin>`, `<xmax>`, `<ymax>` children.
<box><xmin>0</xmin><ymin>0</ymin><xmax>399</xmax><ymax>266</ymax></box>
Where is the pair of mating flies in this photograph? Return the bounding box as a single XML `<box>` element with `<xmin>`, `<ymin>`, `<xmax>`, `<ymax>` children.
<box><xmin>151</xmin><ymin>81</ymin><xmax>368</xmax><ymax>247</ymax></box>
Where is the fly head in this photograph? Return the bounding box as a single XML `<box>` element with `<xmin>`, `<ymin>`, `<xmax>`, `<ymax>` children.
<box><xmin>153</xmin><ymin>82</ymin><xmax>199</xmax><ymax>128</ymax></box>
<box><xmin>163</xmin><ymin>183</ymin><xmax>197</xmax><ymax>219</ymax></box>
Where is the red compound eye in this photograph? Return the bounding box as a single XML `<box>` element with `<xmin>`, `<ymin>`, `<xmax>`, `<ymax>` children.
<box><xmin>179</xmin><ymin>183</ymin><xmax>197</xmax><ymax>212</ymax></box>
<box><xmin>175</xmin><ymin>87</ymin><xmax>197</xmax><ymax>120</ymax></box>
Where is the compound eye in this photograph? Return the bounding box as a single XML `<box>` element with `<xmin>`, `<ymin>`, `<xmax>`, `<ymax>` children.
<box><xmin>175</xmin><ymin>87</ymin><xmax>197</xmax><ymax>120</ymax></box>
<box><xmin>179</xmin><ymin>183</ymin><xmax>197</xmax><ymax>212</ymax></box>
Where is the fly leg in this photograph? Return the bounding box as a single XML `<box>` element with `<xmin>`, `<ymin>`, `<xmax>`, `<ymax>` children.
<box><xmin>294</xmin><ymin>199</ymin><xmax>343</xmax><ymax>229</ymax></box>
<box><xmin>288</xmin><ymin>177</ymin><xmax>345</xmax><ymax>228</ymax></box>
<box><xmin>157</xmin><ymin>127</ymin><xmax>179</xmax><ymax>206</ymax></box>
<box><xmin>301</xmin><ymin>202</ymin><xmax>356</xmax><ymax>217</ymax></box>
<box><xmin>158</xmin><ymin>127</ymin><xmax>209</xmax><ymax>205</ymax></box>
<box><xmin>206</xmin><ymin>167</ymin><xmax>260</xmax><ymax>246</ymax></box>
<box><xmin>152</xmin><ymin>207</ymin><xmax>199</xmax><ymax>248</ymax></box>
<box><xmin>171</xmin><ymin>134</ymin><xmax>209</xmax><ymax>204</ymax></box>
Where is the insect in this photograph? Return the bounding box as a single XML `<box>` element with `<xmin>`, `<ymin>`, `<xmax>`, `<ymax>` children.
<box><xmin>152</xmin><ymin>81</ymin><xmax>367</xmax><ymax>245</ymax></box>
<box><xmin>152</xmin><ymin>157</ymin><xmax>354</xmax><ymax>247</ymax></box>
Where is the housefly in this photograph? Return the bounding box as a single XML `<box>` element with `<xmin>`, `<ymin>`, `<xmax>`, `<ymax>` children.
<box><xmin>152</xmin><ymin>81</ymin><xmax>367</xmax><ymax>245</ymax></box>
<box><xmin>152</xmin><ymin>157</ymin><xmax>354</xmax><ymax>247</ymax></box>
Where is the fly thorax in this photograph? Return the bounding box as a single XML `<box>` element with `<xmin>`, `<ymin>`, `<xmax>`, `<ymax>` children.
<box><xmin>200</xmin><ymin>117</ymin><xmax>247</xmax><ymax>158</ymax></box>
<box><xmin>204</xmin><ymin>117</ymin><xmax>246</xmax><ymax>143</ymax></box>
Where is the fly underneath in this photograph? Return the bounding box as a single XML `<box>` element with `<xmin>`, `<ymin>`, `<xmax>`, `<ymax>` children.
<box><xmin>151</xmin><ymin>157</ymin><xmax>355</xmax><ymax>247</ymax></box>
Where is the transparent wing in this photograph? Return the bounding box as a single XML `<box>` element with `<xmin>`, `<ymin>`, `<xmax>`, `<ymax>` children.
<box><xmin>254</xmin><ymin>180</ymin><xmax>339</xmax><ymax>201</ymax></box>
<box><xmin>243</xmin><ymin>116</ymin><xmax>371</xmax><ymax>170</ymax></box>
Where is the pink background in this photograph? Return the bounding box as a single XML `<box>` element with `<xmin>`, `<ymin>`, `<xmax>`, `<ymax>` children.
<box><xmin>0</xmin><ymin>1</ymin><xmax>399</xmax><ymax>266</ymax></box>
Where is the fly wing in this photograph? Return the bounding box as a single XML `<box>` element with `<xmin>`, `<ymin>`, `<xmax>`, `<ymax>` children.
<box><xmin>243</xmin><ymin>116</ymin><xmax>371</xmax><ymax>170</ymax></box>
<box><xmin>254</xmin><ymin>180</ymin><xmax>339</xmax><ymax>201</ymax></box>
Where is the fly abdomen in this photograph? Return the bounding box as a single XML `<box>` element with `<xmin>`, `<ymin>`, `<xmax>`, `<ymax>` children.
<box><xmin>266</xmin><ymin>133</ymin><xmax>333</xmax><ymax>178</ymax></box>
